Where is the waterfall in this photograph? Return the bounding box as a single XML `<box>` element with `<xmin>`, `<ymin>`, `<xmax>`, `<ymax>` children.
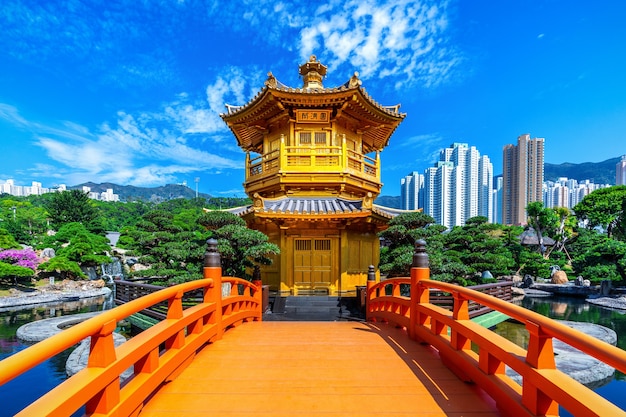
<box><xmin>101</xmin><ymin>257</ymin><xmax>123</xmax><ymax>283</ymax></box>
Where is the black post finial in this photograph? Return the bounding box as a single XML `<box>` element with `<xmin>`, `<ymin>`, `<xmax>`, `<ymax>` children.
<box><xmin>367</xmin><ymin>265</ymin><xmax>376</xmax><ymax>281</ymax></box>
<box><xmin>204</xmin><ymin>238</ymin><xmax>221</xmax><ymax>268</ymax></box>
<box><xmin>412</xmin><ymin>239</ymin><xmax>429</xmax><ymax>268</ymax></box>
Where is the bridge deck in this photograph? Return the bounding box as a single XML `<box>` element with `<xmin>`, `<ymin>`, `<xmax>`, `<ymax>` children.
<box><xmin>140</xmin><ymin>321</ymin><xmax>502</xmax><ymax>416</ymax></box>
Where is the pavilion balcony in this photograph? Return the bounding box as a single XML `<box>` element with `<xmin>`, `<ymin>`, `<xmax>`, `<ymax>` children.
<box><xmin>245</xmin><ymin>144</ymin><xmax>381</xmax><ymax>196</ymax></box>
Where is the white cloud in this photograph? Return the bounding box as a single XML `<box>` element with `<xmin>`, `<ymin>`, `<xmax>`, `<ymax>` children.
<box><xmin>0</xmin><ymin>104</ymin><xmax>29</xmax><ymax>128</ymax></box>
<box><xmin>295</xmin><ymin>0</ymin><xmax>461</xmax><ymax>89</ymax></box>
<box><xmin>4</xmin><ymin>94</ymin><xmax>244</xmax><ymax>188</ymax></box>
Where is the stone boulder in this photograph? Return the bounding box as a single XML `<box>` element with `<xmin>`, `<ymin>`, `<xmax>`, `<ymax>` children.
<box><xmin>551</xmin><ymin>270</ymin><xmax>568</xmax><ymax>284</ymax></box>
<box><xmin>550</xmin><ymin>265</ymin><xmax>569</xmax><ymax>284</ymax></box>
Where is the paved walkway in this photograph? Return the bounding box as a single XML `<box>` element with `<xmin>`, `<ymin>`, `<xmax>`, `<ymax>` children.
<box><xmin>139</xmin><ymin>321</ymin><xmax>502</xmax><ymax>417</ymax></box>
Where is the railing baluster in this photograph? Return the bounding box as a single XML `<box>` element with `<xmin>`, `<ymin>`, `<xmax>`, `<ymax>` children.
<box><xmin>204</xmin><ymin>239</ymin><xmax>223</xmax><ymax>341</ymax></box>
<box><xmin>86</xmin><ymin>319</ymin><xmax>119</xmax><ymax>415</ymax></box>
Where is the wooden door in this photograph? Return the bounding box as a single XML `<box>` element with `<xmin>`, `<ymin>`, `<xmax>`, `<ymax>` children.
<box><xmin>294</xmin><ymin>238</ymin><xmax>332</xmax><ymax>291</ymax></box>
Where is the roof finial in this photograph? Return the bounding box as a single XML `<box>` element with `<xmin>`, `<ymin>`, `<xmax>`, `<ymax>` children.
<box><xmin>299</xmin><ymin>55</ymin><xmax>327</xmax><ymax>89</ymax></box>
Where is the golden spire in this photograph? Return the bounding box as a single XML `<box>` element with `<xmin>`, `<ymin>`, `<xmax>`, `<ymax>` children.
<box><xmin>299</xmin><ymin>55</ymin><xmax>327</xmax><ymax>89</ymax></box>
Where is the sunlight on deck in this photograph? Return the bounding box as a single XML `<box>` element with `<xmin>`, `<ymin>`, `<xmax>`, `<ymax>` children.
<box><xmin>140</xmin><ymin>321</ymin><xmax>501</xmax><ymax>416</ymax></box>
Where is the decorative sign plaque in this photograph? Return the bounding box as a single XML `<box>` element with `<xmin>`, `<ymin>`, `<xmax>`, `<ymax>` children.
<box><xmin>296</xmin><ymin>109</ymin><xmax>331</xmax><ymax>123</ymax></box>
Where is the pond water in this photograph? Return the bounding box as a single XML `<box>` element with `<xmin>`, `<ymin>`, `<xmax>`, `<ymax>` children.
<box><xmin>0</xmin><ymin>293</ymin><xmax>113</xmax><ymax>416</ymax></box>
<box><xmin>496</xmin><ymin>296</ymin><xmax>626</xmax><ymax>415</ymax></box>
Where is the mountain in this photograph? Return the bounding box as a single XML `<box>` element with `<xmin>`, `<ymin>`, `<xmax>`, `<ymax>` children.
<box><xmin>374</xmin><ymin>195</ymin><xmax>402</xmax><ymax>209</ymax></box>
<box><xmin>71</xmin><ymin>182</ymin><xmax>212</xmax><ymax>202</ymax></box>
<box><xmin>544</xmin><ymin>157</ymin><xmax>619</xmax><ymax>185</ymax></box>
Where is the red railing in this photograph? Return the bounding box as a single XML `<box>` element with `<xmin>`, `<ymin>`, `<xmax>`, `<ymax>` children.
<box><xmin>0</xmin><ymin>240</ymin><xmax>261</xmax><ymax>417</ymax></box>
<box><xmin>367</xmin><ymin>240</ymin><xmax>626</xmax><ymax>417</ymax></box>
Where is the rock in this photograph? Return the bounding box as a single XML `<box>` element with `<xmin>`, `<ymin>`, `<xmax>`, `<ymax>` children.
<box><xmin>131</xmin><ymin>263</ymin><xmax>149</xmax><ymax>272</ymax></box>
<box><xmin>583</xmin><ymin>279</ymin><xmax>591</xmax><ymax>287</ymax></box>
<box><xmin>551</xmin><ymin>270</ymin><xmax>568</xmax><ymax>284</ymax></box>
<box><xmin>600</xmin><ymin>280</ymin><xmax>612</xmax><ymax>296</ymax></box>
<box><xmin>575</xmin><ymin>276</ymin><xmax>584</xmax><ymax>286</ymax></box>
<box><xmin>40</xmin><ymin>248</ymin><xmax>56</xmax><ymax>258</ymax></box>
<box><xmin>522</xmin><ymin>275</ymin><xmax>534</xmax><ymax>288</ymax></box>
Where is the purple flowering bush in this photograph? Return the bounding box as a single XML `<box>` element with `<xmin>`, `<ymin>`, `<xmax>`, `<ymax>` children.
<box><xmin>0</xmin><ymin>248</ymin><xmax>39</xmax><ymax>271</ymax></box>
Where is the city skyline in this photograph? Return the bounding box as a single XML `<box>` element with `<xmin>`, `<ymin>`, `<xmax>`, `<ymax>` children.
<box><xmin>1</xmin><ymin>1</ymin><xmax>625</xmax><ymax>197</ymax></box>
<box><xmin>401</xmin><ymin>142</ymin><xmax>493</xmax><ymax>228</ymax></box>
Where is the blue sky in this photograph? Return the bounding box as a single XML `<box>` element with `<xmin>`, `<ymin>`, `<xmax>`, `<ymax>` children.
<box><xmin>1</xmin><ymin>1</ymin><xmax>625</xmax><ymax>197</ymax></box>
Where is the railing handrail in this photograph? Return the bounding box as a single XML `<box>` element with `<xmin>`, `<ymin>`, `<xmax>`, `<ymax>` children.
<box><xmin>426</xmin><ymin>279</ymin><xmax>626</xmax><ymax>373</ymax></box>
<box><xmin>0</xmin><ymin>279</ymin><xmax>213</xmax><ymax>386</ymax></box>
<box><xmin>366</xmin><ymin>240</ymin><xmax>626</xmax><ymax>416</ymax></box>
<box><xmin>0</xmin><ymin>239</ymin><xmax>262</xmax><ymax>416</ymax></box>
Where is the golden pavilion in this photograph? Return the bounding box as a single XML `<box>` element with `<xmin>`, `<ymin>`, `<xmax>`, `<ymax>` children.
<box><xmin>221</xmin><ymin>55</ymin><xmax>406</xmax><ymax>296</ymax></box>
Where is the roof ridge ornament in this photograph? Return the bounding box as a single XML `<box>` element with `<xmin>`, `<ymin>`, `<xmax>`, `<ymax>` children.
<box><xmin>265</xmin><ymin>72</ymin><xmax>277</xmax><ymax>88</ymax></box>
<box><xmin>348</xmin><ymin>72</ymin><xmax>361</xmax><ymax>88</ymax></box>
<box><xmin>299</xmin><ymin>55</ymin><xmax>327</xmax><ymax>90</ymax></box>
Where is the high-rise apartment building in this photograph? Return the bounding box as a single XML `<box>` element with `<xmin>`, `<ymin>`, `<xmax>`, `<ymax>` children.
<box><xmin>543</xmin><ymin>178</ymin><xmax>610</xmax><ymax>209</ymax></box>
<box><xmin>617</xmin><ymin>155</ymin><xmax>626</xmax><ymax>185</ymax></box>
<box><xmin>492</xmin><ymin>176</ymin><xmax>503</xmax><ymax>224</ymax></box>
<box><xmin>400</xmin><ymin>172</ymin><xmax>423</xmax><ymax>210</ymax></box>
<box><xmin>405</xmin><ymin>143</ymin><xmax>493</xmax><ymax>228</ymax></box>
<box><xmin>502</xmin><ymin>134</ymin><xmax>544</xmax><ymax>225</ymax></box>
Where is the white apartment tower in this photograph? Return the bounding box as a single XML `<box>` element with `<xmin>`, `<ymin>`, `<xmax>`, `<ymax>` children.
<box><xmin>617</xmin><ymin>155</ymin><xmax>626</xmax><ymax>185</ymax></box>
<box><xmin>400</xmin><ymin>172</ymin><xmax>423</xmax><ymax>210</ymax></box>
<box><xmin>412</xmin><ymin>143</ymin><xmax>493</xmax><ymax>229</ymax></box>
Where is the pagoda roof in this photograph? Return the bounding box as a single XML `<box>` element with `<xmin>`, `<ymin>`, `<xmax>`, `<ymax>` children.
<box><xmin>218</xmin><ymin>196</ymin><xmax>413</xmax><ymax>223</ymax></box>
<box><xmin>221</xmin><ymin>58</ymin><xmax>406</xmax><ymax>154</ymax></box>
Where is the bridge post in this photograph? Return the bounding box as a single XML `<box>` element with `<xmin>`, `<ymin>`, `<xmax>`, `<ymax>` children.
<box><xmin>409</xmin><ymin>239</ymin><xmax>429</xmax><ymax>341</ymax></box>
<box><xmin>203</xmin><ymin>239</ymin><xmax>223</xmax><ymax>341</ymax></box>
<box><xmin>365</xmin><ymin>265</ymin><xmax>376</xmax><ymax>320</ymax></box>
<box><xmin>252</xmin><ymin>265</ymin><xmax>264</xmax><ymax>319</ymax></box>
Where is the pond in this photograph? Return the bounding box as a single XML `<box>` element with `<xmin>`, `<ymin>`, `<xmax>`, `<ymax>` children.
<box><xmin>0</xmin><ymin>293</ymin><xmax>113</xmax><ymax>416</ymax></box>
<box><xmin>496</xmin><ymin>295</ymin><xmax>626</xmax><ymax>415</ymax></box>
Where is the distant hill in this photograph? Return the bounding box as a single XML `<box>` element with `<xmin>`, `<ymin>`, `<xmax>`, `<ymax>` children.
<box><xmin>375</xmin><ymin>195</ymin><xmax>401</xmax><ymax>209</ymax></box>
<box><xmin>71</xmin><ymin>182</ymin><xmax>212</xmax><ymax>202</ymax></box>
<box><xmin>544</xmin><ymin>157</ymin><xmax>619</xmax><ymax>185</ymax></box>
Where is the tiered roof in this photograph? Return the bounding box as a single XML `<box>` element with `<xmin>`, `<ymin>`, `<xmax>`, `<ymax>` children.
<box><xmin>221</xmin><ymin>55</ymin><xmax>406</xmax><ymax>154</ymax></box>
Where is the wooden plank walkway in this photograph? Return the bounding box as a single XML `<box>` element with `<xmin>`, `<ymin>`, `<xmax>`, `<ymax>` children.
<box><xmin>139</xmin><ymin>321</ymin><xmax>502</xmax><ymax>416</ymax></box>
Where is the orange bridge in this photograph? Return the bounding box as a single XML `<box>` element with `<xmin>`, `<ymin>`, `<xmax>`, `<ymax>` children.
<box><xmin>1</xmin><ymin>240</ymin><xmax>626</xmax><ymax>416</ymax></box>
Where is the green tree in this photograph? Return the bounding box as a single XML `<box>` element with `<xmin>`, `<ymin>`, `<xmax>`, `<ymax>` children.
<box><xmin>200</xmin><ymin>211</ymin><xmax>280</xmax><ymax>280</ymax></box>
<box><xmin>94</xmin><ymin>200</ymin><xmax>152</xmax><ymax>231</ymax></box>
<box><xmin>38</xmin><ymin>222</ymin><xmax>112</xmax><ymax>280</ymax></box>
<box><xmin>439</xmin><ymin>217</ymin><xmax>516</xmax><ymax>285</ymax></box>
<box><xmin>378</xmin><ymin>212</ymin><xmax>443</xmax><ymax>278</ymax></box>
<box><xmin>570</xmin><ymin>229</ymin><xmax>626</xmax><ymax>283</ymax></box>
<box><xmin>549</xmin><ymin>206</ymin><xmax>577</xmax><ymax>258</ymax></box>
<box><xmin>118</xmin><ymin>209</ymin><xmax>210</xmax><ymax>284</ymax></box>
<box><xmin>199</xmin><ymin>210</ymin><xmax>246</xmax><ymax>230</ymax></box>
<box><xmin>574</xmin><ymin>185</ymin><xmax>626</xmax><ymax>240</ymax></box>
<box><xmin>0</xmin><ymin>262</ymin><xmax>34</xmax><ymax>283</ymax></box>
<box><xmin>0</xmin><ymin>228</ymin><xmax>21</xmax><ymax>250</ymax></box>
<box><xmin>45</xmin><ymin>189</ymin><xmax>103</xmax><ymax>233</ymax></box>
<box><xmin>526</xmin><ymin>202</ymin><xmax>558</xmax><ymax>257</ymax></box>
<box><xmin>38</xmin><ymin>256</ymin><xmax>86</xmax><ymax>280</ymax></box>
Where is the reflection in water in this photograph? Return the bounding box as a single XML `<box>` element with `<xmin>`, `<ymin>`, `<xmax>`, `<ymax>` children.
<box><xmin>495</xmin><ymin>295</ymin><xmax>626</xmax><ymax>416</ymax></box>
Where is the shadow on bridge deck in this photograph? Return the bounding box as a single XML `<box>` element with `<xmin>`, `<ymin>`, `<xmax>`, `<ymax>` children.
<box><xmin>139</xmin><ymin>321</ymin><xmax>501</xmax><ymax>416</ymax></box>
